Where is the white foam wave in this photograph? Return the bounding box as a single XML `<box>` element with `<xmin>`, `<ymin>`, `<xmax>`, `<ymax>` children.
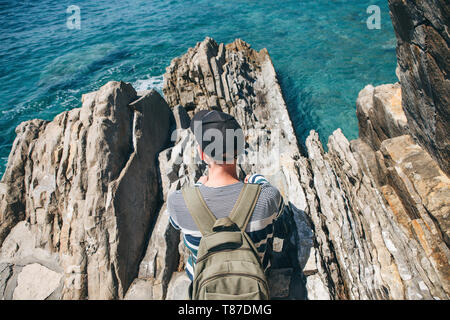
<box><xmin>132</xmin><ymin>75</ymin><xmax>164</xmax><ymax>94</ymax></box>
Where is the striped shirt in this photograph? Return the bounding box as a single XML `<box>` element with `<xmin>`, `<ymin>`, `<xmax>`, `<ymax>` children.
<box><xmin>167</xmin><ymin>174</ymin><xmax>285</xmax><ymax>281</ymax></box>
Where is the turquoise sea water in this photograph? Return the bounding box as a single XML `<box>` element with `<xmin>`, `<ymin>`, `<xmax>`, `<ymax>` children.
<box><xmin>0</xmin><ymin>0</ymin><xmax>397</xmax><ymax>176</ymax></box>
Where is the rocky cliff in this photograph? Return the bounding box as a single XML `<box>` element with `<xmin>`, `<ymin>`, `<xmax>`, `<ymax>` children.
<box><xmin>0</xmin><ymin>83</ymin><xmax>172</xmax><ymax>299</ymax></box>
<box><xmin>388</xmin><ymin>0</ymin><xmax>449</xmax><ymax>175</ymax></box>
<box><xmin>0</xmin><ymin>4</ymin><xmax>449</xmax><ymax>300</ymax></box>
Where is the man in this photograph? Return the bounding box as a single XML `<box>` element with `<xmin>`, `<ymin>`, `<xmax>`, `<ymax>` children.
<box><xmin>167</xmin><ymin>110</ymin><xmax>286</xmax><ymax>282</ymax></box>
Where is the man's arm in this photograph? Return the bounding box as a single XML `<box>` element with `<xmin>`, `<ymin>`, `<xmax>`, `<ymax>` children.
<box><xmin>246</xmin><ymin>173</ymin><xmax>291</xmax><ymax>239</ymax></box>
<box><xmin>246</xmin><ymin>174</ymin><xmax>285</xmax><ymax>218</ymax></box>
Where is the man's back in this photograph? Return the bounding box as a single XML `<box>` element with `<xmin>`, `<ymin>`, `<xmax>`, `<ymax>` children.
<box><xmin>168</xmin><ymin>175</ymin><xmax>284</xmax><ymax>281</ymax></box>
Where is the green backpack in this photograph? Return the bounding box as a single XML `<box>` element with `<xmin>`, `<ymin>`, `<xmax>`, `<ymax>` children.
<box><xmin>182</xmin><ymin>183</ymin><xmax>270</xmax><ymax>300</ymax></box>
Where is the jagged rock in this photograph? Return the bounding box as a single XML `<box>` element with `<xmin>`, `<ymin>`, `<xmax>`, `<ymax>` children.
<box><xmin>380</xmin><ymin>135</ymin><xmax>450</xmax><ymax>291</ymax></box>
<box><xmin>380</xmin><ymin>135</ymin><xmax>450</xmax><ymax>244</ymax></box>
<box><xmin>302</xmin><ymin>128</ymin><xmax>449</xmax><ymax>300</ymax></box>
<box><xmin>0</xmin><ymin>82</ymin><xmax>172</xmax><ymax>299</ymax></box>
<box><xmin>388</xmin><ymin>0</ymin><xmax>450</xmax><ymax>176</ymax></box>
<box><xmin>356</xmin><ymin>83</ymin><xmax>408</xmax><ymax>150</ymax></box>
<box><xmin>0</xmin><ymin>119</ymin><xmax>47</xmax><ymax>246</ymax></box>
<box><xmin>125</xmin><ymin>119</ymin><xmax>204</xmax><ymax>299</ymax></box>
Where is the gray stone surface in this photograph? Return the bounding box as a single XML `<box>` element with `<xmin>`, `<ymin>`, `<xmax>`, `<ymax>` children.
<box><xmin>306</xmin><ymin>274</ymin><xmax>331</xmax><ymax>300</ymax></box>
<box><xmin>356</xmin><ymin>83</ymin><xmax>408</xmax><ymax>150</ymax></box>
<box><xmin>124</xmin><ymin>279</ymin><xmax>154</xmax><ymax>300</ymax></box>
<box><xmin>388</xmin><ymin>0</ymin><xmax>450</xmax><ymax>176</ymax></box>
<box><xmin>135</xmin><ymin>205</ymin><xmax>180</xmax><ymax>300</ymax></box>
<box><xmin>300</xmin><ymin>128</ymin><xmax>449</xmax><ymax>299</ymax></box>
<box><xmin>166</xmin><ymin>272</ymin><xmax>191</xmax><ymax>300</ymax></box>
<box><xmin>0</xmin><ymin>83</ymin><xmax>172</xmax><ymax>299</ymax></box>
<box><xmin>12</xmin><ymin>263</ymin><xmax>63</xmax><ymax>300</ymax></box>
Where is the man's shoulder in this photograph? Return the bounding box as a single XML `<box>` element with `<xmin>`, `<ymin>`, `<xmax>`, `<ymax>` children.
<box><xmin>247</xmin><ymin>181</ymin><xmax>283</xmax><ymax>222</ymax></box>
<box><xmin>245</xmin><ymin>174</ymin><xmax>282</xmax><ymax>207</ymax></box>
<box><xmin>258</xmin><ymin>182</ymin><xmax>281</xmax><ymax>200</ymax></box>
<box><xmin>167</xmin><ymin>183</ymin><xmax>202</xmax><ymax>209</ymax></box>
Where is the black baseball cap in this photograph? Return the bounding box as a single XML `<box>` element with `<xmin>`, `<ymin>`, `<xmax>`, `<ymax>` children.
<box><xmin>190</xmin><ymin>110</ymin><xmax>244</xmax><ymax>163</ymax></box>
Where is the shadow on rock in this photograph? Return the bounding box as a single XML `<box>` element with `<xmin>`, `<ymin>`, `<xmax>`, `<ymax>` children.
<box><xmin>268</xmin><ymin>201</ymin><xmax>314</xmax><ymax>300</ymax></box>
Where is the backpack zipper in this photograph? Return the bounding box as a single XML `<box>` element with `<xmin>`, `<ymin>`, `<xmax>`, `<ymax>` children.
<box><xmin>195</xmin><ymin>247</ymin><xmax>254</xmax><ymax>264</ymax></box>
<box><xmin>199</xmin><ymin>272</ymin><xmax>269</xmax><ymax>293</ymax></box>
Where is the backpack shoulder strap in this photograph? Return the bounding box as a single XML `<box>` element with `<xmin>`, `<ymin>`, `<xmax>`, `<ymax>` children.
<box><xmin>182</xmin><ymin>186</ymin><xmax>216</xmax><ymax>236</ymax></box>
<box><xmin>229</xmin><ymin>183</ymin><xmax>262</xmax><ymax>231</ymax></box>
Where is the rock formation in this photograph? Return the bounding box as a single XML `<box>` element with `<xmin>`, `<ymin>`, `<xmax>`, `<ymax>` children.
<box><xmin>127</xmin><ymin>36</ymin><xmax>449</xmax><ymax>300</ymax></box>
<box><xmin>302</xmin><ymin>128</ymin><xmax>449</xmax><ymax>299</ymax></box>
<box><xmin>388</xmin><ymin>0</ymin><xmax>449</xmax><ymax>176</ymax></box>
<box><xmin>0</xmin><ymin>82</ymin><xmax>172</xmax><ymax>299</ymax></box>
<box><xmin>0</xmin><ymin>2</ymin><xmax>448</xmax><ymax>301</ymax></box>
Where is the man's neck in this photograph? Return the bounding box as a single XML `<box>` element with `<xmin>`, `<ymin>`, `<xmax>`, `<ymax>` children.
<box><xmin>204</xmin><ymin>163</ymin><xmax>240</xmax><ymax>187</ymax></box>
